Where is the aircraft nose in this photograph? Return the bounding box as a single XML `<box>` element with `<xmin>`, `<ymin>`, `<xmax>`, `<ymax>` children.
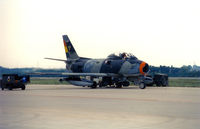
<box><xmin>139</xmin><ymin>62</ymin><xmax>149</xmax><ymax>75</ymax></box>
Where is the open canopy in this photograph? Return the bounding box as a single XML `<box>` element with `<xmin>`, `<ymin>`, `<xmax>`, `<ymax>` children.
<box><xmin>107</xmin><ymin>52</ymin><xmax>138</xmax><ymax>60</ymax></box>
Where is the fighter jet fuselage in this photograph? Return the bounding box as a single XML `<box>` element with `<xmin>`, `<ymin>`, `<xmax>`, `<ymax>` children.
<box><xmin>46</xmin><ymin>35</ymin><xmax>150</xmax><ymax>89</ymax></box>
<box><xmin>69</xmin><ymin>56</ymin><xmax>148</xmax><ymax>75</ymax></box>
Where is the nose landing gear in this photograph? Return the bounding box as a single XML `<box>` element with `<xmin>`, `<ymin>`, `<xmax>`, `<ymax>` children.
<box><xmin>139</xmin><ymin>82</ymin><xmax>146</xmax><ymax>89</ymax></box>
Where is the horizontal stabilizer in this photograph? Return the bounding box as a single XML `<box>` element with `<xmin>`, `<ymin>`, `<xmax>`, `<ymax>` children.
<box><xmin>44</xmin><ymin>58</ymin><xmax>67</xmax><ymax>62</ymax></box>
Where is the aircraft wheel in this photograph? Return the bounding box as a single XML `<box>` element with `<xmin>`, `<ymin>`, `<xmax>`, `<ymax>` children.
<box><xmin>156</xmin><ymin>82</ymin><xmax>161</xmax><ymax>87</ymax></box>
<box><xmin>146</xmin><ymin>83</ymin><xmax>153</xmax><ymax>86</ymax></box>
<box><xmin>59</xmin><ymin>79</ymin><xmax>63</xmax><ymax>82</ymax></box>
<box><xmin>9</xmin><ymin>86</ymin><xmax>13</xmax><ymax>90</ymax></box>
<box><xmin>116</xmin><ymin>83</ymin><xmax>122</xmax><ymax>88</ymax></box>
<box><xmin>161</xmin><ymin>78</ymin><xmax>167</xmax><ymax>86</ymax></box>
<box><xmin>91</xmin><ymin>85</ymin><xmax>97</xmax><ymax>89</ymax></box>
<box><xmin>139</xmin><ymin>82</ymin><xmax>146</xmax><ymax>89</ymax></box>
<box><xmin>91</xmin><ymin>82</ymin><xmax>97</xmax><ymax>89</ymax></box>
<box><xmin>21</xmin><ymin>84</ymin><xmax>26</xmax><ymax>90</ymax></box>
<box><xmin>122</xmin><ymin>81</ymin><xmax>130</xmax><ymax>87</ymax></box>
<box><xmin>1</xmin><ymin>85</ymin><xmax>4</xmax><ymax>90</ymax></box>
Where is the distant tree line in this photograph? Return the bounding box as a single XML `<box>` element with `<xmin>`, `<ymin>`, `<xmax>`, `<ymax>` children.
<box><xmin>1</xmin><ymin>65</ymin><xmax>200</xmax><ymax>77</ymax></box>
<box><xmin>0</xmin><ymin>66</ymin><xmax>66</xmax><ymax>77</ymax></box>
<box><xmin>150</xmin><ymin>65</ymin><xmax>200</xmax><ymax>77</ymax></box>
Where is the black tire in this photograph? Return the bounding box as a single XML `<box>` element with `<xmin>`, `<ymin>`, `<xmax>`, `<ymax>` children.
<box><xmin>162</xmin><ymin>80</ymin><xmax>167</xmax><ymax>86</ymax></box>
<box><xmin>9</xmin><ymin>86</ymin><xmax>13</xmax><ymax>90</ymax></box>
<box><xmin>91</xmin><ymin>85</ymin><xmax>97</xmax><ymax>89</ymax></box>
<box><xmin>21</xmin><ymin>84</ymin><xmax>26</xmax><ymax>90</ymax></box>
<box><xmin>166</xmin><ymin>81</ymin><xmax>169</xmax><ymax>86</ymax></box>
<box><xmin>139</xmin><ymin>82</ymin><xmax>146</xmax><ymax>89</ymax></box>
<box><xmin>1</xmin><ymin>84</ymin><xmax>4</xmax><ymax>90</ymax></box>
<box><xmin>162</xmin><ymin>77</ymin><xmax>167</xmax><ymax>86</ymax></box>
<box><xmin>116</xmin><ymin>82</ymin><xmax>123</xmax><ymax>88</ymax></box>
<box><xmin>91</xmin><ymin>82</ymin><xmax>97</xmax><ymax>89</ymax></box>
<box><xmin>156</xmin><ymin>82</ymin><xmax>161</xmax><ymax>87</ymax></box>
<box><xmin>161</xmin><ymin>77</ymin><xmax>167</xmax><ymax>86</ymax></box>
<box><xmin>146</xmin><ymin>83</ymin><xmax>153</xmax><ymax>86</ymax></box>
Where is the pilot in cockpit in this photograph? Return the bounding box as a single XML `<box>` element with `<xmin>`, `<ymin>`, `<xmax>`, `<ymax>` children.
<box><xmin>120</xmin><ymin>52</ymin><xmax>127</xmax><ymax>59</ymax></box>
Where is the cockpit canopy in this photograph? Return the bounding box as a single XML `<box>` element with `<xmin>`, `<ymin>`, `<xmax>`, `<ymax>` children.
<box><xmin>107</xmin><ymin>52</ymin><xmax>138</xmax><ymax>60</ymax></box>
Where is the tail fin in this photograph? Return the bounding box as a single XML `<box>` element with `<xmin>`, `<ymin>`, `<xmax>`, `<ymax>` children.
<box><xmin>63</xmin><ymin>35</ymin><xmax>79</xmax><ymax>59</ymax></box>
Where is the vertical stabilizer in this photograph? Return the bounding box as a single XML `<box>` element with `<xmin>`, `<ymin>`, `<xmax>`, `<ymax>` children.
<box><xmin>63</xmin><ymin>35</ymin><xmax>79</xmax><ymax>59</ymax></box>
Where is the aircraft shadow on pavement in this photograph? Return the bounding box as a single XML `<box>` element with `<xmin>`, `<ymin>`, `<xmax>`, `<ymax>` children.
<box><xmin>24</xmin><ymin>85</ymin><xmax>140</xmax><ymax>91</ymax></box>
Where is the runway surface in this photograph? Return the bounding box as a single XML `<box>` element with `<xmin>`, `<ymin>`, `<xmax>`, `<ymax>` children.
<box><xmin>0</xmin><ymin>85</ymin><xmax>200</xmax><ymax>129</ymax></box>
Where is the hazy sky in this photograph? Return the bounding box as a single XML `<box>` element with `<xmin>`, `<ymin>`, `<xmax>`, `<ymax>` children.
<box><xmin>1</xmin><ymin>0</ymin><xmax>200</xmax><ymax>68</ymax></box>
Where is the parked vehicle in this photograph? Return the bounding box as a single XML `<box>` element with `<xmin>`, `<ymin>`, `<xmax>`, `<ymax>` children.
<box><xmin>146</xmin><ymin>73</ymin><xmax>168</xmax><ymax>87</ymax></box>
<box><xmin>0</xmin><ymin>74</ymin><xmax>30</xmax><ymax>90</ymax></box>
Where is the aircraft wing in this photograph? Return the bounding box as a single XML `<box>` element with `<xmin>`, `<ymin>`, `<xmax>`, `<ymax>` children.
<box><xmin>29</xmin><ymin>72</ymin><xmax>141</xmax><ymax>78</ymax></box>
<box><xmin>29</xmin><ymin>72</ymin><xmax>119</xmax><ymax>77</ymax></box>
<box><xmin>61</xmin><ymin>72</ymin><xmax>119</xmax><ymax>77</ymax></box>
<box><xmin>61</xmin><ymin>73</ymin><xmax>141</xmax><ymax>77</ymax></box>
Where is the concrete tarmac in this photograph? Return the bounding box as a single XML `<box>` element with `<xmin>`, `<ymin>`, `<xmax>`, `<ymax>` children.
<box><xmin>0</xmin><ymin>85</ymin><xmax>200</xmax><ymax>129</ymax></box>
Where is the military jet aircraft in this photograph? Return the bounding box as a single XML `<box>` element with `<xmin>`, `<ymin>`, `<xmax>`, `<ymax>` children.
<box><xmin>45</xmin><ymin>35</ymin><xmax>150</xmax><ymax>89</ymax></box>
